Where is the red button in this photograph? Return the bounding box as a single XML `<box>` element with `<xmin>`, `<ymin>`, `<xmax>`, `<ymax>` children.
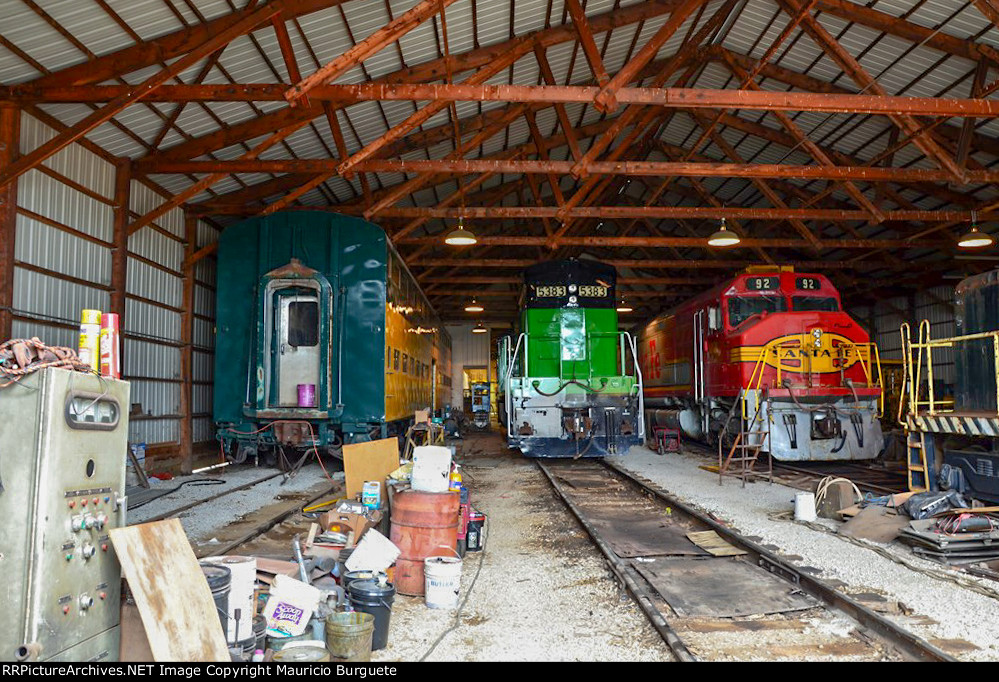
<box><xmin>81</xmin><ymin>499</ymin><xmax>87</xmax><ymax>506</ymax></box>
<box><xmin>99</xmin><ymin>592</ymin><xmax>106</xmax><ymax>600</ymax></box>
<box><xmin>62</xmin><ymin>606</ymin><xmax>69</xmax><ymax>615</ymax></box>
<box><xmin>68</xmin><ymin>501</ymin><xmax>75</xmax><ymax>508</ymax></box>
<box><xmin>92</xmin><ymin>498</ymin><xmax>98</xmax><ymax>505</ymax></box>
<box><xmin>101</xmin><ymin>544</ymin><xmax>108</xmax><ymax>552</ymax></box>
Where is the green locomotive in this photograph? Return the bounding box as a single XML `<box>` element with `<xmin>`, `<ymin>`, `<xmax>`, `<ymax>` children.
<box><xmin>213</xmin><ymin>211</ymin><xmax>451</xmax><ymax>465</ymax></box>
<box><xmin>498</xmin><ymin>259</ymin><xmax>645</xmax><ymax>457</ymax></box>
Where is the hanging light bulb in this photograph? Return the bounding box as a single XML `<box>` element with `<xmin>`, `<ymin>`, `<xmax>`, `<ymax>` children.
<box><xmin>464</xmin><ymin>299</ymin><xmax>484</xmax><ymax>313</ymax></box>
<box><xmin>616</xmin><ymin>298</ymin><xmax>633</xmax><ymax>313</ymax></box>
<box><xmin>707</xmin><ymin>217</ymin><xmax>741</xmax><ymax>247</ymax></box>
<box><xmin>472</xmin><ymin>322</ymin><xmax>487</xmax><ymax>334</ymax></box>
<box><xmin>444</xmin><ymin>215</ymin><xmax>477</xmax><ymax>246</ymax></box>
<box><xmin>958</xmin><ymin>213</ymin><xmax>994</xmax><ymax>248</ymax></box>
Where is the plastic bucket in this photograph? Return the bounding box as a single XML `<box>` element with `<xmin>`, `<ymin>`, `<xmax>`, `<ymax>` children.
<box><xmin>324</xmin><ymin>611</ymin><xmax>374</xmax><ymax>661</ymax></box>
<box><xmin>794</xmin><ymin>491</ymin><xmax>817</xmax><ymax>522</ymax></box>
<box><xmin>342</xmin><ymin>569</ymin><xmax>387</xmax><ymax>595</ymax></box>
<box><xmin>297</xmin><ymin>383</ymin><xmax>316</xmax><ymax>407</ymax></box>
<box><xmin>199</xmin><ymin>563</ymin><xmax>231</xmax><ymax>636</ymax></box>
<box><xmin>424</xmin><ymin>549</ymin><xmax>462</xmax><ymax>609</ymax></box>
<box><xmin>252</xmin><ymin>615</ymin><xmax>267</xmax><ymax>652</ymax></box>
<box><xmin>347</xmin><ymin>580</ymin><xmax>396</xmax><ymax>651</ymax></box>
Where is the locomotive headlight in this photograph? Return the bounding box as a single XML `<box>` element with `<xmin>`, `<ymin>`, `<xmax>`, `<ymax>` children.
<box><xmin>568</xmin><ymin>284</ymin><xmax>577</xmax><ymax>293</ymax></box>
<box><xmin>569</xmin><ymin>295</ymin><xmax>578</xmax><ymax>304</ymax></box>
<box><xmin>812</xmin><ymin>328</ymin><xmax>822</xmax><ymax>348</ymax></box>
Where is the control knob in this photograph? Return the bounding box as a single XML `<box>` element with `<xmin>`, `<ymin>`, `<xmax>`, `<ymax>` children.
<box><xmin>81</xmin><ymin>543</ymin><xmax>96</xmax><ymax>560</ymax></box>
<box><xmin>79</xmin><ymin>594</ymin><xmax>93</xmax><ymax>610</ymax></box>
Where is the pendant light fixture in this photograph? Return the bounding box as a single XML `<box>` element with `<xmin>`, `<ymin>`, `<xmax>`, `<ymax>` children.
<box><xmin>464</xmin><ymin>299</ymin><xmax>484</xmax><ymax>313</ymax></box>
<box><xmin>958</xmin><ymin>212</ymin><xmax>994</xmax><ymax>249</ymax></box>
<box><xmin>472</xmin><ymin>322</ymin><xmax>487</xmax><ymax>334</ymax></box>
<box><xmin>445</xmin><ymin>216</ymin><xmax>477</xmax><ymax>246</ymax></box>
<box><xmin>616</xmin><ymin>298</ymin><xmax>633</xmax><ymax>313</ymax></box>
<box><xmin>707</xmin><ymin>217</ymin><xmax>740</xmax><ymax>247</ymax></box>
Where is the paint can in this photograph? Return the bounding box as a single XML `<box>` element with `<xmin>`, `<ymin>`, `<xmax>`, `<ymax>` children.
<box><xmin>199</xmin><ymin>562</ymin><xmax>232</xmax><ymax>637</ymax></box>
<box><xmin>273</xmin><ymin>642</ymin><xmax>331</xmax><ymax>662</ymax></box>
<box><xmin>424</xmin><ymin>548</ymin><xmax>462</xmax><ymax>610</ymax></box>
<box><xmin>266</xmin><ymin>624</ymin><xmax>314</xmax><ymax>652</ymax></box>
<box><xmin>202</xmin><ymin>555</ymin><xmax>256</xmax><ymax>644</ymax></box>
<box><xmin>99</xmin><ymin>312</ymin><xmax>121</xmax><ymax>379</ymax></box>
<box><xmin>77</xmin><ymin>309</ymin><xmax>102</xmax><ymax>372</ymax></box>
<box><xmin>794</xmin><ymin>491</ymin><xmax>817</xmax><ymax>522</ymax></box>
<box><xmin>324</xmin><ymin>611</ymin><xmax>374</xmax><ymax>662</ymax></box>
<box><xmin>297</xmin><ymin>383</ymin><xmax>316</xmax><ymax>407</ymax></box>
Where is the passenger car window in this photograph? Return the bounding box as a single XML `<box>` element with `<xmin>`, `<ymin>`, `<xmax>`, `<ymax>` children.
<box><xmin>791</xmin><ymin>296</ymin><xmax>839</xmax><ymax>312</ymax></box>
<box><xmin>728</xmin><ymin>295</ymin><xmax>787</xmax><ymax>327</ymax></box>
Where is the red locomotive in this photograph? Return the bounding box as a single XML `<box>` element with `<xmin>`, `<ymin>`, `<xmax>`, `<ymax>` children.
<box><xmin>636</xmin><ymin>266</ymin><xmax>884</xmax><ymax>461</ymax></box>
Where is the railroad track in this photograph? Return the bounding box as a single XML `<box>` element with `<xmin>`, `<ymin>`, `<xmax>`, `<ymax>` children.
<box><xmin>537</xmin><ymin>458</ymin><xmax>953</xmax><ymax>662</ymax></box>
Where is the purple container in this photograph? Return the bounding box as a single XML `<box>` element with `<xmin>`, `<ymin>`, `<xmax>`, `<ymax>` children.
<box><xmin>297</xmin><ymin>383</ymin><xmax>316</xmax><ymax>408</ymax></box>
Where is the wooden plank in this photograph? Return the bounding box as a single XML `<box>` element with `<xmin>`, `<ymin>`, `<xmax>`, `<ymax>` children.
<box><xmin>342</xmin><ymin>437</ymin><xmax>401</xmax><ymax>501</ymax></box>
<box><xmin>687</xmin><ymin>530</ymin><xmax>748</xmax><ymax>557</ymax></box>
<box><xmin>109</xmin><ymin>519</ymin><xmax>230</xmax><ymax>661</ymax></box>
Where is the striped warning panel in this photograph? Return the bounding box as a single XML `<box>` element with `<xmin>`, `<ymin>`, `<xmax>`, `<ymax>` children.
<box><xmin>908</xmin><ymin>414</ymin><xmax>999</xmax><ymax>437</ymax></box>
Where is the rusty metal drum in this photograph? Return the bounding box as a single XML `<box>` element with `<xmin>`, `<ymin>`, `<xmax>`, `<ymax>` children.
<box><xmin>389</xmin><ymin>489</ymin><xmax>460</xmax><ymax>596</ymax></box>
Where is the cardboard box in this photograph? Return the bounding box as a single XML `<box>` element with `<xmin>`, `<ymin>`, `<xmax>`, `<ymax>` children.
<box><xmin>319</xmin><ymin>509</ymin><xmax>382</xmax><ymax>542</ymax></box>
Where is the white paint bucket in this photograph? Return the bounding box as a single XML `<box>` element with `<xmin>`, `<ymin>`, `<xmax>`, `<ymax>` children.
<box><xmin>203</xmin><ymin>555</ymin><xmax>257</xmax><ymax>643</ymax></box>
<box><xmin>794</xmin><ymin>492</ymin><xmax>817</xmax><ymax>522</ymax></box>
<box><xmin>424</xmin><ymin>549</ymin><xmax>462</xmax><ymax>610</ymax></box>
<box><xmin>412</xmin><ymin>446</ymin><xmax>452</xmax><ymax>493</ymax></box>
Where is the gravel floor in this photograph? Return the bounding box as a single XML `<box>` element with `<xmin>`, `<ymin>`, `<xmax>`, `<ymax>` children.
<box><xmin>128</xmin><ymin>462</ymin><xmax>340</xmax><ymax>544</ymax></box>
<box><xmin>618</xmin><ymin>445</ymin><xmax>999</xmax><ymax>661</ymax></box>
<box><xmin>371</xmin><ymin>433</ymin><xmax>673</xmax><ymax>662</ymax></box>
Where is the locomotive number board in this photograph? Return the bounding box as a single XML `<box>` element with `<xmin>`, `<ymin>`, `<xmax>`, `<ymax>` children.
<box><xmin>796</xmin><ymin>277</ymin><xmax>821</xmax><ymax>290</ymax></box>
<box><xmin>533</xmin><ymin>285</ymin><xmax>609</xmax><ymax>298</ymax></box>
<box><xmin>745</xmin><ymin>276</ymin><xmax>780</xmax><ymax>291</ymax></box>
<box><xmin>535</xmin><ymin>285</ymin><xmax>567</xmax><ymax>297</ymax></box>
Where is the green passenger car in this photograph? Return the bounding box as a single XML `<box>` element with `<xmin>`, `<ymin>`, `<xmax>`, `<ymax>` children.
<box><xmin>213</xmin><ymin>211</ymin><xmax>450</xmax><ymax>465</ymax></box>
<box><xmin>498</xmin><ymin>260</ymin><xmax>645</xmax><ymax>457</ymax></box>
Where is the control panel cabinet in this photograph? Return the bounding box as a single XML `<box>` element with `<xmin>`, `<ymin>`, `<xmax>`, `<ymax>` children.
<box><xmin>0</xmin><ymin>367</ymin><xmax>129</xmax><ymax>661</ymax></box>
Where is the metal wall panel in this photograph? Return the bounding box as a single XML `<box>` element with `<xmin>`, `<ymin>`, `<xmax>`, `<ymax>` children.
<box><xmin>13</xmin><ymin>116</ymin><xmax>220</xmax><ymax>449</ymax></box>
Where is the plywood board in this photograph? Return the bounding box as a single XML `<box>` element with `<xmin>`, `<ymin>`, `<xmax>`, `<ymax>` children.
<box><xmin>635</xmin><ymin>557</ymin><xmax>815</xmax><ymax>618</ymax></box>
<box><xmin>686</xmin><ymin>530</ymin><xmax>747</xmax><ymax>557</ymax></box>
<box><xmin>590</xmin><ymin>517</ymin><xmax>708</xmax><ymax>558</ymax></box>
<box><xmin>838</xmin><ymin>506</ymin><xmax>908</xmax><ymax>544</ymax></box>
<box><xmin>343</xmin><ymin>437</ymin><xmax>400</xmax><ymax>501</ymax></box>
<box><xmin>109</xmin><ymin>519</ymin><xmax>229</xmax><ymax>661</ymax></box>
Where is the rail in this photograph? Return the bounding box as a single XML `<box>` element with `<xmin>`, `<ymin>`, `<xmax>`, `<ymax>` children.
<box><xmin>900</xmin><ymin>320</ymin><xmax>999</xmax><ymax>420</ymax></box>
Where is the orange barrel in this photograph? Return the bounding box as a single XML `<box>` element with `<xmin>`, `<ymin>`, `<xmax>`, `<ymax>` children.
<box><xmin>389</xmin><ymin>489</ymin><xmax>460</xmax><ymax>596</ymax></box>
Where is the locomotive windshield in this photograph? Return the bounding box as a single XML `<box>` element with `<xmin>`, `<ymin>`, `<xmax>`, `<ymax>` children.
<box><xmin>728</xmin><ymin>294</ymin><xmax>787</xmax><ymax>327</ymax></box>
<box><xmin>791</xmin><ymin>296</ymin><xmax>839</xmax><ymax>312</ymax></box>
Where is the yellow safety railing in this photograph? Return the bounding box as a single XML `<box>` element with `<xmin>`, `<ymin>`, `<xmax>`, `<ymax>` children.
<box><xmin>900</xmin><ymin>320</ymin><xmax>999</xmax><ymax>420</ymax></box>
<box><xmin>743</xmin><ymin>334</ymin><xmax>884</xmax><ymax>420</ymax></box>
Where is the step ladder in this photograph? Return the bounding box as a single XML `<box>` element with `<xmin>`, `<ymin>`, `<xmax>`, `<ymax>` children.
<box><xmin>906</xmin><ymin>430</ymin><xmax>934</xmax><ymax>493</ymax></box>
<box><xmin>718</xmin><ymin>389</ymin><xmax>773</xmax><ymax>487</ymax></box>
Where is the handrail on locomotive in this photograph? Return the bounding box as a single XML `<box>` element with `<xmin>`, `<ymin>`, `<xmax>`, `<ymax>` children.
<box><xmin>502</xmin><ymin>329</ymin><xmax>645</xmax><ymax>441</ymax></box>
<box><xmin>742</xmin><ymin>333</ymin><xmax>884</xmax><ymax>421</ymax></box>
<box><xmin>899</xmin><ymin>319</ymin><xmax>999</xmax><ymax>421</ymax></box>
